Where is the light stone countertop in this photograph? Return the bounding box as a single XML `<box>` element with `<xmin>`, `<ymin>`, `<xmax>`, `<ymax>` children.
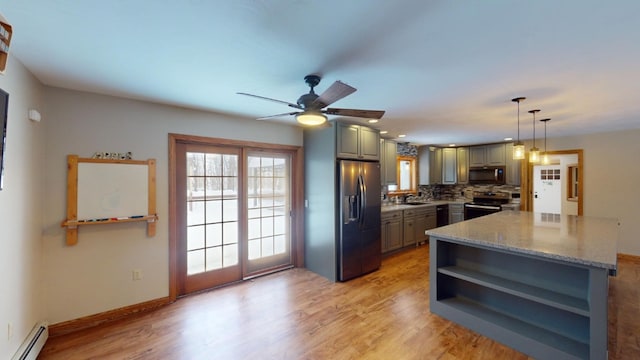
<box><xmin>426</xmin><ymin>211</ymin><xmax>619</xmax><ymax>271</ymax></box>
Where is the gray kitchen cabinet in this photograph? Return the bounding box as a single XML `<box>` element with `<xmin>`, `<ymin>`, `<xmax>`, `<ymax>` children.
<box><xmin>449</xmin><ymin>203</ymin><xmax>464</xmax><ymax>224</ymax></box>
<box><xmin>418</xmin><ymin>146</ymin><xmax>429</xmax><ymax>185</ymax></box>
<box><xmin>414</xmin><ymin>206</ymin><xmax>437</xmax><ymax>245</ymax></box>
<box><xmin>418</xmin><ymin>146</ymin><xmax>443</xmax><ymax>185</ymax></box>
<box><xmin>430</xmin><ymin>147</ymin><xmax>443</xmax><ymax>184</ymax></box>
<box><xmin>457</xmin><ymin>147</ymin><xmax>469</xmax><ymax>184</ymax></box>
<box><xmin>469</xmin><ymin>144</ymin><xmax>506</xmax><ymax>166</ymax></box>
<box><xmin>469</xmin><ymin>146</ymin><xmax>486</xmax><ymax>167</ymax></box>
<box><xmin>337</xmin><ymin>123</ymin><xmax>380</xmax><ymax>160</ymax></box>
<box><xmin>505</xmin><ymin>143</ymin><xmax>521</xmax><ymax>185</ymax></box>
<box><xmin>486</xmin><ymin>143</ymin><xmax>506</xmax><ymax>165</ymax></box>
<box><xmin>381</xmin><ymin>210</ymin><xmax>403</xmax><ymax>253</ymax></box>
<box><xmin>442</xmin><ymin>148</ymin><xmax>457</xmax><ymax>184</ymax></box>
<box><xmin>402</xmin><ymin>209</ymin><xmax>416</xmax><ymax>247</ymax></box>
<box><xmin>380</xmin><ymin>139</ymin><xmax>397</xmax><ymax>186</ymax></box>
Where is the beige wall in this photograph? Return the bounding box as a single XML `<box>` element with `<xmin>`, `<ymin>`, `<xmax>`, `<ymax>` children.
<box><xmin>41</xmin><ymin>87</ymin><xmax>302</xmax><ymax>325</ymax></box>
<box><xmin>0</xmin><ymin>56</ymin><xmax>45</xmax><ymax>359</ymax></box>
<box><xmin>535</xmin><ymin>129</ymin><xmax>640</xmax><ymax>254</ymax></box>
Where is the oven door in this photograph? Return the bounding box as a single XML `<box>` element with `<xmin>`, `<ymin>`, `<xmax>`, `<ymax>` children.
<box><xmin>464</xmin><ymin>203</ymin><xmax>502</xmax><ymax>220</ymax></box>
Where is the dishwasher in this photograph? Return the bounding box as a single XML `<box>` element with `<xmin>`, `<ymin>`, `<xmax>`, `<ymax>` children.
<box><xmin>436</xmin><ymin>204</ymin><xmax>449</xmax><ymax>227</ymax></box>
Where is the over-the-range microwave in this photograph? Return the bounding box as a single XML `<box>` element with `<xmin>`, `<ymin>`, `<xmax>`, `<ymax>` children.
<box><xmin>469</xmin><ymin>166</ymin><xmax>505</xmax><ymax>185</ymax></box>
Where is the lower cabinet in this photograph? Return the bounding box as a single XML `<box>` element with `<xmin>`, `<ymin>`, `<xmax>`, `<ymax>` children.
<box><xmin>414</xmin><ymin>206</ymin><xmax>437</xmax><ymax>245</ymax></box>
<box><xmin>381</xmin><ymin>210</ymin><xmax>403</xmax><ymax>253</ymax></box>
<box><xmin>403</xmin><ymin>209</ymin><xmax>416</xmax><ymax>247</ymax></box>
<box><xmin>382</xmin><ymin>205</ymin><xmax>440</xmax><ymax>253</ymax></box>
<box><xmin>449</xmin><ymin>203</ymin><xmax>464</xmax><ymax>224</ymax></box>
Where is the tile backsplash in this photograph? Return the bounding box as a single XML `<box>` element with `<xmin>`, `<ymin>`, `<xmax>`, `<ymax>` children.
<box><xmin>383</xmin><ymin>183</ymin><xmax>520</xmax><ymax>202</ymax></box>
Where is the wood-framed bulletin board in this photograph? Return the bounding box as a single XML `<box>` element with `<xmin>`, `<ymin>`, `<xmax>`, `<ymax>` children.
<box><xmin>61</xmin><ymin>154</ymin><xmax>158</xmax><ymax>246</ymax></box>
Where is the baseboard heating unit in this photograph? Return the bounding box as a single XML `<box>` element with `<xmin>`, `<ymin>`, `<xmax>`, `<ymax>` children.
<box><xmin>12</xmin><ymin>322</ymin><xmax>48</xmax><ymax>360</ymax></box>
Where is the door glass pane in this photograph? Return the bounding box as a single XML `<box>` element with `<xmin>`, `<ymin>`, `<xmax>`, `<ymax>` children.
<box><xmin>187</xmin><ymin>225</ymin><xmax>204</xmax><ymax>251</ymax></box>
<box><xmin>246</xmin><ymin>154</ymin><xmax>290</xmax><ymax>262</ymax></box>
<box><xmin>205</xmin><ymin>200</ymin><xmax>222</xmax><ymax>223</ymax></box>
<box><xmin>205</xmin><ymin>223</ymin><xmax>222</xmax><ymax>247</ymax></box>
<box><xmin>186</xmin><ymin>151</ymin><xmax>239</xmax><ymax>275</ymax></box>
<box><xmin>187</xmin><ymin>250</ymin><xmax>205</xmax><ymax>275</ymax></box>
<box><xmin>274</xmin><ymin>235</ymin><xmax>286</xmax><ymax>254</ymax></box>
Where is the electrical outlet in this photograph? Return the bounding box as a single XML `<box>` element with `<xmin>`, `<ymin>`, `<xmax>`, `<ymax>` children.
<box><xmin>7</xmin><ymin>322</ymin><xmax>13</xmax><ymax>340</ymax></box>
<box><xmin>132</xmin><ymin>269</ymin><xmax>143</xmax><ymax>281</ymax></box>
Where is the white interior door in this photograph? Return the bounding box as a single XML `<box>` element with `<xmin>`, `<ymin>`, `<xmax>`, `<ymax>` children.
<box><xmin>533</xmin><ymin>165</ymin><xmax>562</xmax><ymax>214</ymax></box>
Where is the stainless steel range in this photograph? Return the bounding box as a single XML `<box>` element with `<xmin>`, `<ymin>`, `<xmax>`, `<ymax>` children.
<box><xmin>464</xmin><ymin>191</ymin><xmax>510</xmax><ymax>220</ymax></box>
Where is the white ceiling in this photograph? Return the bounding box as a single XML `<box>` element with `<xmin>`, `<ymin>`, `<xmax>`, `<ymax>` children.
<box><xmin>3</xmin><ymin>0</ymin><xmax>639</xmax><ymax>146</ymax></box>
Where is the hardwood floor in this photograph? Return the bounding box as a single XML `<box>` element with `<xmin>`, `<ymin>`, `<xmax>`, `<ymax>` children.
<box><xmin>40</xmin><ymin>246</ymin><xmax>640</xmax><ymax>359</ymax></box>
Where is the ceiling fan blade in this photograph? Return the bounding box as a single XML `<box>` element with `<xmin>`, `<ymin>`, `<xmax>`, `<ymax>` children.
<box><xmin>325</xmin><ymin>108</ymin><xmax>386</xmax><ymax>119</ymax></box>
<box><xmin>312</xmin><ymin>81</ymin><xmax>356</xmax><ymax>108</ymax></box>
<box><xmin>237</xmin><ymin>92</ymin><xmax>303</xmax><ymax>109</ymax></box>
<box><xmin>256</xmin><ymin>111</ymin><xmax>301</xmax><ymax>120</ymax></box>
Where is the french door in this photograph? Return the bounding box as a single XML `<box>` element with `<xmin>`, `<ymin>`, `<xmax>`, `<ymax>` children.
<box><xmin>173</xmin><ymin>138</ymin><xmax>298</xmax><ymax>296</ymax></box>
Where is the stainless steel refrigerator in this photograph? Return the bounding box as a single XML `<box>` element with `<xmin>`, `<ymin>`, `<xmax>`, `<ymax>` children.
<box><xmin>338</xmin><ymin>160</ymin><xmax>381</xmax><ymax>281</ymax></box>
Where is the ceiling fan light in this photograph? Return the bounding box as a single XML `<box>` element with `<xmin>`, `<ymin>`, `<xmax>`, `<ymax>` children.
<box><xmin>513</xmin><ymin>142</ymin><xmax>525</xmax><ymax>160</ymax></box>
<box><xmin>296</xmin><ymin>112</ymin><xmax>327</xmax><ymax>126</ymax></box>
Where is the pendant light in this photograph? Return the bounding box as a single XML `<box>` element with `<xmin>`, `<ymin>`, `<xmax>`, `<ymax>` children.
<box><xmin>511</xmin><ymin>97</ymin><xmax>526</xmax><ymax>160</ymax></box>
<box><xmin>528</xmin><ymin>109</ymin><xmax>540</xmax><ymax>163</ymax></box>
<box><xmin>540</xmin><ymin>118</ymin><xmax>551</xmax><ymax>164</ymax></box>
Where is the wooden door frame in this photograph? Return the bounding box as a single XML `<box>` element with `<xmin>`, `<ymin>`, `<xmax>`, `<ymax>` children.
<box><xmin>168</xmin><ymin>133</ymin><xmax>305</xmax><ymax>301</ymax></box>
<box><xmin>521</xmin><ymin>149</ymin><xmax>583</xmax><ymax>215</ymax></box>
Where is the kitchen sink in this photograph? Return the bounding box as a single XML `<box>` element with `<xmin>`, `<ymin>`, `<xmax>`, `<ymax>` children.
<box><xmin>406</xmin><ymin>201</ymin><xmax>431</xmax><ymax>205</ymax></box>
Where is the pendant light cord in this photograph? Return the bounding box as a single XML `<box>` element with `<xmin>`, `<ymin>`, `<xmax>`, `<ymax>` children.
<box><xmin>517</xmin><ymin>101</ymin><xmax>520</xmax><ymax>141</ymax></box>
<box><xmin>511</xmin><ymin>97</ymin><xmax>526</xmax><ymax>143</ymax></box>
<box><xmin>532</xmin><ymin>112</ymin><xmax>536</xmax><ymax>148</ymax></box>
<box><xmin>540</xmin><ymin>118</ymin><xmax>551</xmax><ymax>153</ymax></box>
<box><xmin>529</xmin><ymin>109</ymin><xmax>540</xmax><ymax>148</ymax></box>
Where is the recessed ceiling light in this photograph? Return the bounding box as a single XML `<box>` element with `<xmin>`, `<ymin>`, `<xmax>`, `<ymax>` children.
<box><xmin>380</xmin><ymin>130</ymin><xmax>388</xmax><ymax>134</ymax></box>
<box><xmin>504</xmin><ymin>137</ymin><xmax>513</xmax><ymax>141</ymax></box>
<box><xmin>368</xmin><ymin>119</ymin><xmax>379</xmax><ymax>124</ymax></box>
<box><xmin>398</xmin><ymin>134</ymin><xmax>406</xmax><ymax>138</ymax></box>
<box><xmin>449</xmin><ymin>144</ymin><xmax>456</xmax><ymax>147</ymax></box>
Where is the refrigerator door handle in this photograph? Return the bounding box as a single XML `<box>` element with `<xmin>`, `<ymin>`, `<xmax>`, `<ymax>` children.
<box><xmin>358</xmin><ymin>174</ymin><xmax>366</xmax><ymax>227</ymax></box>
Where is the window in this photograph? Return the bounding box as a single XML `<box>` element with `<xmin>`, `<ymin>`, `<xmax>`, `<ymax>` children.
<box><xmin>390</xmin><ymin>156</ymin><xmax>417</xmax><ymax>195</ymax></box>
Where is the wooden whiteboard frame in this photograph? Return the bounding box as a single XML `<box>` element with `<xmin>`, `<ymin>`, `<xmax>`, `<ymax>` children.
<box><xmin>61</xmin><ymin>154</ymin><xmax>158</xmax><ymax>246</ymax></box>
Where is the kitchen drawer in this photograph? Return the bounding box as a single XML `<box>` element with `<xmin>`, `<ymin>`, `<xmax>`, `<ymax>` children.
<box><xmin>403</xmin><ymin>209</ymin><xmax>416</xmax><ymax>217</ymax></box>
<box><xmin>414</xmin><ymin>206</ymin><xmax>436</xmax><ymax>216</ymax></box>
<box><xmin>382</xmin><ymin>210</ymin><xmax>403</xmax><ymax>221</ymax></box>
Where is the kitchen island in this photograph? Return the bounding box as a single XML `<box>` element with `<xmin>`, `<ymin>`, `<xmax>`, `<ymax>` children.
<box><xmin>427</xmin><ymin>211</ymin><xmax>618</xmax><ymax>360</ymax></box>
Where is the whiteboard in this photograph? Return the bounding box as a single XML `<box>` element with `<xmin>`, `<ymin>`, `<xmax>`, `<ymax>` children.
<box><xmin>77</xmin><ymin>162</ymin><xmax>148</xmax><ymax>219</ymax></box>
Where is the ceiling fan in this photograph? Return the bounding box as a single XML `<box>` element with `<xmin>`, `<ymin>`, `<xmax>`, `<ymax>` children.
<box><xmin>237</xmin><ymin>75</ymin><xmax>385</xmax><ymax>126</ymax></box>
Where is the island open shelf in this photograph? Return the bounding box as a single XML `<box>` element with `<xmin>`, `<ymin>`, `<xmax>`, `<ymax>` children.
<box><xmin>427</xmin><ymin>211</ymin><xmax>618</xmax><ymax>360</ymax></box>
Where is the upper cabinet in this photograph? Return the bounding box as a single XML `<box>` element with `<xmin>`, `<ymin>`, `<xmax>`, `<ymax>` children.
<box><xmin>505</xmin><ymin>143</ymin><xmax>521</xmax><ymax>186</ymax></box>
<box><xmin>430</xmin><ymin>147</ymin><xmax>443</xmax><ymax>184</ymax></box>
<box><xmin>337</xmin><ymin>123</ymin><xmax>380</xmax><ymax>161</ymax></box>
<box><xmin>419</xmin><ymin>143</ymin><xmax>519</xmax><ymax>186</ymax></box>
<box><xmin>457</xmin><ymin>147</ymin><xmax>469</xmax><ymax>184</ymax></box>
<box><xmin>418</xmin><ymin>146</ymin><xmax>443</xmax><ymax>185</ymax></box>
<box><xmin>442</xmin><ymin>148</ymin><xmax>457</xmax><ymax>184</ymax></box>
<box><xmin>380</xmin><ymin>139</ymin><xmax>397</xmax><ymax>186</ymax></box>
<box><xmin>469</xmin><ymin>143</ymin><xmax>506</xmax><ymax>166</ymax></box>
